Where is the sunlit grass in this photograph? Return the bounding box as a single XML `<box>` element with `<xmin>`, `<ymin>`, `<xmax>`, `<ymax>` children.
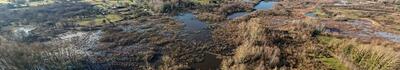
<box><xmin>0</xmin><ymin>0</ymin><xmax>9</xmax><ymax>3</ymax></box>
<box><xmin>83</xmin><ymin>0</ymin><xmax>135</xmax><ymax>9</ymax></box>
<box><xmin>320</xmin><ymin>57</ymin><xmax>349</xmax><ymax>70</ymax></box>
<box><xmin>318</xmin><ymin>36</ymin><xmax>400</xmax><ymax>70</ymax></box>
<box><xmin>78</xmin><ymin>14</ymin><xmax>123</xmax><ymax>26</ymax></box>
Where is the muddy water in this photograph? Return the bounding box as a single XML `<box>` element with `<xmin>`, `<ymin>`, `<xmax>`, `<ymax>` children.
<box><xmin>227</xmin><ymin>0</ymin><xmax>277</xmax><ymax>19</ymax></box>
<box><xmin>175</xmin><ymin>13</ymin><xmax>211</xmax><ymax>42</ymax></box>
<box><xmin>175</xmin><ymin>13</ymin><xmax>220</xmax><ymax>69</ymax></box>
<box><xmin>192</xmin><ymin>54</ymin><xmax>222</xmax><ymax>70</ymax></box>
<box><xmin>176</xmin><ymin>13</ymin><xmax>208</xmax><ymax>31</ymax></box>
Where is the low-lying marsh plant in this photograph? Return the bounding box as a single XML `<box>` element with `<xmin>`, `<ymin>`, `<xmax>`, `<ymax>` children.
<box><xmin>0</xmin><ymin>43</ymin><xmax>88</xmax><ymax>70</ymax></box>
<box><xmin>318</xmin><ymin>36</ymin><xmax>400</xmax><ymax>70</ymax></box>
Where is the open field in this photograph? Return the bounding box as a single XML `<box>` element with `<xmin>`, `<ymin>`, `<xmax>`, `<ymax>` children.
<box><xmin>1</xmin><ymin>0</ymin><xmax>400</xmax><ymax>70</ymax></box>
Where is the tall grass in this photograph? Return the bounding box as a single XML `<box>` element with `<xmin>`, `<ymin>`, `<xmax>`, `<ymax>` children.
<box><xmin>222</xmin><ymin>41</ymin><xmax>281</xmax><ymax>70</ymax></box>
<box><xmin>319</xmin><ymin>36</ymin><xmax>400</xmax><ymax>70</ymax></box>
<box><xmin>348</xmin><ymin>44</ymin><xmax>400</xmax><ymax>70</ymax></box>
<box><xmin>221</xmin><ymin>18</ymin><xmax>280</xmax><ymax>70</ymax></box>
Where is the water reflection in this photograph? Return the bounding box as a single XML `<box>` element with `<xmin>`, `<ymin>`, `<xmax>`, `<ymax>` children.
<box><xmin>254</xmin><ymin>1</ymin><xmax>277</xmax><ymax>10</ymax></box>
<box><xmin>175</xmin><ymin>13</ymin><xmax>211</xmax><ymax>41</ymax></box>
<box><xmin>375</xmin><ymin>32</ymin><xmax>400</xmax><ymax>43</ymax></box>
<box><xmin>227</xmin><ymin>0</ymin><xmax>277</xmax><ymax>19</ymax></box>
<box><xmin>305</xmin><ymin>12</ymin><xmax>317</xmax><ymax>17</ymax></box>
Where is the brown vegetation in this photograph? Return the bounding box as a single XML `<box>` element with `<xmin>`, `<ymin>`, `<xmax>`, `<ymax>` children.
<box><xmin>0</xmin><ymin>42</ymin><xmax>87</xmax><ymax>70</ymax></box>
<box><xmin>214</xmin><ymin>10</ymin><xmax>327</xmax><ymax>69</ymax></box>
<box><xmin>319</xmin><ymin>36</ymin><xmax>400</xmax><ymax>70</ymax></box>
<box><xmin>2</xmin><ymin>0</ymin><xmax>400</xmax><ymax>70</ymax></box>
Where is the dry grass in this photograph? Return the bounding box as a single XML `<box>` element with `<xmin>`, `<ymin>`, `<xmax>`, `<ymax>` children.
<box><xmin>319</xmin><ymin>36</ymin><xmax>400</xmax><ymax>70</ymax></box>
<box><xmin>217</xmin><ymin>2</ymin><xmax>253</xmax><ymax>15</ymax></box>
<box><xmin>158</xmin><ymin>56</ymin><xmax>190</xmax><ymax>70</ymax></box>
<box><xmin>221</xmin><ymin>18</ymin><xmax>281</xmax><ymax>70</ymax></box>
<box><xmin>0</xmin><ymin>43</ymin><xmax>88</xmax><ymax>70</ymax></box>
<box><xmin>219</xmin><ymin>15</ymin><xmax>325</xmax><ymax>69</ymax></box>
<box><xmin>222</xmin><ymin>41</ymin><xmax>281</xmax><ymax>70</ymax></box>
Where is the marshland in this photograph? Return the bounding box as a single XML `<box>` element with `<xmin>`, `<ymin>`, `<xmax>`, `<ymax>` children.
<box><xmin>1</xmin><ymin>0</ymin><xmax>400</xmax><ymax>70</ymax></box>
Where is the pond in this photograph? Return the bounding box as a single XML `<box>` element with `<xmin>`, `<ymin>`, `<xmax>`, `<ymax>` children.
<box><xmin>305</xmin><ymin>12</ymin><xmax>317</xmax><ymax>17</ymax></box>
<box><xmin>254</xmin><ymin>1</ymin><xmax>277</xmax><ymax>10</ymax></box>
<box><xmin>227</xmin><ymin>0</ymin><xmax>277</xmax><ymax>19</ymax></box>
<box><xmin>175</xmin><ymin>13</ymin><xmax>220</xmax><ymax>69</ymax></box>
<box><xmin>192</xmin><ymin>54</ymin><xmax>221</xmax><ymax>70</ymax></box>
<box><xmin>175</xmin><ymin>13</ymin><xmax>211</xmax><ymax>42</ymax></box>
<box><xmin>175</xmin><ymin>13</ymin><xmax>208</xmax><ymax>31</ymax></box>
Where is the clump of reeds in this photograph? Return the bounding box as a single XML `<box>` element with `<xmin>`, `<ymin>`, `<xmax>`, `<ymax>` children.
<box><xmin>319</xmin><ymin>36</ymin><xmax>400</xmax><ymax>70</ymax></box>
<box><xmin>221</xmin><ymin>18</ymin><xmax>320</xmax><ymax>70</ymax></box>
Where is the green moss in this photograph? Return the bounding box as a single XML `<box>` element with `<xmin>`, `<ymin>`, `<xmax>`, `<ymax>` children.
<box><xmin>317</xmin><ymin>36</ymin><xmax>342</xmax><ymax>50</ymax></box>
<box><xmin>84</xmin><ymin>0</ymin><xmax>135</xmax><ymax>9</ymax></box>
<box><xmin>314</xmin><ymin>7</ymin><xmax>330</xmax><ymax>18</ymax></box>
<box><xmin>105</xmin><ymin>14</ymin><xmax>123</xmax><ymax>22</ymax></box>
<box><xmin>78</xmin><ymin>18</ymin><xmax>104</xmax><ymax>26</ymax></box>
<box><xmin>191</xmin><ymin>0</ymin><xmax>211</xmax><ymax>5</ymax></box>
<box><xmin>339</xmin><ymin>10</ymin><xmax>363</xmax><ymax>19</ymax></box>
<box><xmin>78</xmin><ymin>14</ymin><xmax>122</xmax><ymax>26</ymax></box>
